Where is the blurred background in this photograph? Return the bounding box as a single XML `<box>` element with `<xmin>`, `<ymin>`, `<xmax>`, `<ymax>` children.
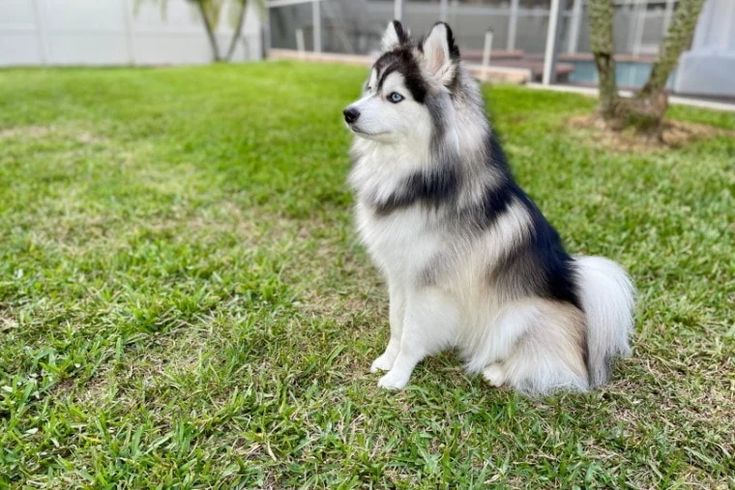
<box><xmin>1</xmin><ymin>0</ymin><xmax>733</xmax><ymax>98</ymax></box>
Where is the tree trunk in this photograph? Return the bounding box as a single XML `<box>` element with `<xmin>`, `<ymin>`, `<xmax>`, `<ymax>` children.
<box><xmin>588</xmin><ymin>0</ymin><xmax>619</xmax><ymax>120</ymax></box>
<box><xmin>619</xmin><ymin>0</ymin><xmax>706</xmax><ymax>136</ymax></box>
<box><xmin>225</xmin><ymin>0</ymin><xmax>248</xmax><ymax>61</ymax></box>
<box><xmin>641</xmin><ymin>0</ymin><xmax>705</xmax><ymax>97</ymax></box>
<box><xmin>195</xmin><ymin>0</ymin><xmax>222</xmax><ymax>62</ymax></box>
<box><xmin>589</xmin><ymin>0</ymin><xmax>705</xmax><ymax>138</ymax></box>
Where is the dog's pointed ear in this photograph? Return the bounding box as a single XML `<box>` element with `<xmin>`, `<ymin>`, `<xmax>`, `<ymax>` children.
<box><xmin>420</xmin><ymin>22</ymin><xmax>460</xmax><ymax>86</ymax></box>
<box><xmin>381</xmin><ymin>20</ymin><xmax>409</xmax><ymax>52</ymax></box>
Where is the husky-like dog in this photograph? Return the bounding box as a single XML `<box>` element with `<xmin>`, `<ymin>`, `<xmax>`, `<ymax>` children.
<box><xmin>343</xmin><ymin>21</ymin><xmax>634</xmax><ymax>395</ymax></box>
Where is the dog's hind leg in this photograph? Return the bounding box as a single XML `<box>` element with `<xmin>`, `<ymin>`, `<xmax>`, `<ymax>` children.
<box><xmin>371</xmin><ymin>281</ymin><xmax>406</xmax><ymax>373</ymax></box>
<box><xmin>501</xmin><ymin>300</ymin><xmax>589</xmax><ymax>395</ymax></box>
<box><xmin>377</xmin><ymin>288</ymin><xmax>459</xmax><ymax>390</ymax></box>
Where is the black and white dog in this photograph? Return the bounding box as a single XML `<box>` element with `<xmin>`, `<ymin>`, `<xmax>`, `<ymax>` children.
<box><xmin>343</xmin><ymin>21</ymin><xmax>634</xmax><ymax>395</ymax></box>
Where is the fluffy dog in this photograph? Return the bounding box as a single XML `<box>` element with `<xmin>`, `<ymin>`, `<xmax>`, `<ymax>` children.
<box><xmin>343</xmin><ymin>21</ymin><xmax>634</xmax><ymax>395</ymax></box>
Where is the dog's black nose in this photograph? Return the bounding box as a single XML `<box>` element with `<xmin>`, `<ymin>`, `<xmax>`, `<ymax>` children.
<box><xmin>343</xmin><ymin>107</ymin><xmax>360</xmax><ymax>124</ymax></box>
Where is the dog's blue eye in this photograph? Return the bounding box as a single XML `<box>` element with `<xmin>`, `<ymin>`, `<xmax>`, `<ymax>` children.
<box><xmin>388</xmin><ymin>92</ymin><xmax>404</xmax><ymax>103</ymax></box>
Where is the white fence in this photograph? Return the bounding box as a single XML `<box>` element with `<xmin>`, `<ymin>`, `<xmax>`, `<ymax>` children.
<box><xmin>266</xmin><ymin>0</ymin><xmax>735</xmax><ymax>97</ymax></box>
<box><xmin>0</xmin><ymin>0</ymin><xmax>262</xmax><ymax>67</ymax></box>
<box><xmin>267</xmin><ymin>0</ymin><xmax>680</xmax><ymax>57</ymax></box>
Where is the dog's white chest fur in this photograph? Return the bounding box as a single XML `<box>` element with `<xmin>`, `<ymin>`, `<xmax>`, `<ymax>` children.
<box><xmin>355</xmin><ymin>202</ymin><xmax>439</xmax><ymax>282</ymax></box>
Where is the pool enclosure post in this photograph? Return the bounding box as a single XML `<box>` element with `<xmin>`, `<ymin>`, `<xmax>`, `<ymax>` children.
<box><xmin>121</xmin><ymin>0</ymin><xmax>135</xmax><ymax>64</ymax></box>
<box><xmin>439</xmin><ymin>0</ymin><xmax>449</xmax><ymax>22</ymax></box>
<box><xmin>312</xmin><ymin>0</ymin><xmax>321</xmax><ymax>53</ymax></box>
<box><xmin>30</xmin><ymin>0</ymin><xmax>48</xmax><ymax>64</ymax></box>
<box><xmin>567</xmin><ymin>0</ymin><xmax>583</xmax><ymax>54</ymax></box>
<box><xmin>542</xmin><ymin>0</ymin><xmax>563</xmax><ymax>85</ymax></box>
<box><xmin>631</xmin><ymin>0</ymin><xmax>646</xmax><ymax>56</ymax></box>
<box><xmin>394</xmin><ymin>0</ymin><xmax>403</xmax><ymax>21</ymax></box>
<box><xmin>482</xmin><ymin>30</ymin><xmax>494</xmax><ymax>81</ymax></box>
<box><xmin>264</xmin><ymin>3</ymin><xmax>271</xmax><ymax>55</ymax></box>
<box><xmin>507</xmin><ymin>0</ymin><xmax>519</xmax><ymax>51</ymax></box>
<box><xmin>296</xmin><ymin>28</ymin><xmax>305</xmax><ymax>55</ymax></box>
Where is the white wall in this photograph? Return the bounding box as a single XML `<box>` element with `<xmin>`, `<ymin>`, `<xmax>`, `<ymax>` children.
<box><xmin>674</xmin><ymin>0</ymin><xmax>735</xmax><ymax>97</ymax></box>
<box><xmin>0</xmin><ymin>0</ymin><xmax>263</xmax><ymax>67</ymax></box>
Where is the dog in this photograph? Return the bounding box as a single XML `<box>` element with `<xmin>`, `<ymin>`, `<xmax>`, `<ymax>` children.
<box><xmin>343</xmin><ymin>21</ymin><xmax>634</xmax><ymax>395</ymax></box>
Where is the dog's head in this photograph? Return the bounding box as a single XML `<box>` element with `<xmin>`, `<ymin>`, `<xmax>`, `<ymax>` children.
<box><xmin>343</xmin><ymin>21</ymin><xmax>461</xmax><ymax>145</ymax></box>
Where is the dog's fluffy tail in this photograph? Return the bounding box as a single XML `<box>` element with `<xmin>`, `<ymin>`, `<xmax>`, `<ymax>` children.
<box><xmin>575</xmin><ymin>256</ymin><xmax>635</xmax><ymax>387</ymax></box>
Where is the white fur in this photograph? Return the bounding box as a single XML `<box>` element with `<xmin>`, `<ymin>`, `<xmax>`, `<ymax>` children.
<box><xmin>574</xmin><ymin>255</ymin><xmax>635</xmax><ymax>386</ymax></box>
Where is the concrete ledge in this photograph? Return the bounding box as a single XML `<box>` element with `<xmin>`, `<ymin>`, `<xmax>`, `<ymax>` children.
<box><xmin>268</xmin><ymin>49</ymin><xmax>373</xmax><ymax>67</ymax></box>
<box><xmin>267</xmin><ymin>49</ymin><xmax>531</xmax><ymax>84</ymax></box>
<box><xmin>526</xmin><ymin>83</ymin><xmax>735</xmax><ymax>113</ymax></box>
<box><xmin>466</xmin><ymin>64</ymin><xmax>532</xmax><ymax>84</ymax></box>
<box><xmin>675</xmin><ymin>52</ymin><xmax>735</xmax><ymax>98</ymax></box>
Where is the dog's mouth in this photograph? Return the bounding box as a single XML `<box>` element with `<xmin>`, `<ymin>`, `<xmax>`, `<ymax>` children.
<box><xmin>348</xmin><ymin>125</ymin><xmax>387</xmax><ymax>138</ymax></box>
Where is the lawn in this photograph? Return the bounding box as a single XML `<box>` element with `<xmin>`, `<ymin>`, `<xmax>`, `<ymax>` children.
<box><xmin>0</xmin><ymin>61</ymin><xmax>733</xmax><ymax>488</ymax></box>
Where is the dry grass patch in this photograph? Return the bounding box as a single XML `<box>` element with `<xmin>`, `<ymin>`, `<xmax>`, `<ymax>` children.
<box><xmin>0</xmin><ymin>124</ymin><xmax>104</xmax><ymax>145</ymax></box>
<box><xmin>566</xmin><ymin>114</ymin><xmax>735</xmax><ymax>152</ymax></box>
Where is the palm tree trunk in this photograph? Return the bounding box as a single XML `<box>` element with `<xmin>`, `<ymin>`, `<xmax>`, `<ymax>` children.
<box><xmin>224</xmin><ymin>0</ymin><xmax>248</xmax><ymax>61</ymax></box>
<box><xmin>195</xmin><ymin>0</ymin><xmax>221</xmax><ymax>62</ymax></box>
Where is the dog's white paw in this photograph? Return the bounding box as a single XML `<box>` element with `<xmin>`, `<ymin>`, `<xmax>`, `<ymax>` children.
<box><xmin>370</xmin><ymin>353</ymin><xmax>396</xmax><ymax>373</ymax></box>
<box><xmin>483</xmin><ymin>363</ymin><xmax>506</xmax><ymax>387</ymax></box>
<box><xmin>377</xmin><ymin>370</ymin><xmax>410</xmax><ymax>390</ymax></box>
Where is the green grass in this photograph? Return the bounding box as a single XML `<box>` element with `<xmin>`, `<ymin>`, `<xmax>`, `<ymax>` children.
<box><xmin>0</xmin><ymin>61</ymin><xmax>733</xmax><ymax>488</ymax></box>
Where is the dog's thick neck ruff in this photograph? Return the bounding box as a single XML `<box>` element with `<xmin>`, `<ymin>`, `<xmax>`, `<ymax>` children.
<box><xmin>343</xmin><ymin>21</ymin><xmax>634</xmax><ymax>395</ymax></box>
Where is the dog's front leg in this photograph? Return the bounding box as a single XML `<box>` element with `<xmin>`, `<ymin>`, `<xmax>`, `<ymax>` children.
<box><xmin>371</xmin><ymin>280</ymin><xmax>406</xmax><ymax>373</ymax></box>
<box><xmin>377</xmin><ymin>288</ymin><xmax>458</xmax><ymax>390</ymax></box>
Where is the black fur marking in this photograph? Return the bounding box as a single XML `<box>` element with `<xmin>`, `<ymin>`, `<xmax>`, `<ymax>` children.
<box><xmin>391</xmin><ymin>20</ymin><xmax>410</xmax><ymax>46</ymax></box>
<box><xmin>374</xmin><ymin>167</ymin><xmax>459</xmax><ymax>216</ymax></box>
<box><xmin>455</xmin><ymin>134</ymin><xmax>516</xmax><ymax>230</ymax></box>
<box><xmin>488</xmin><ymin>193</ymin><xmax>582</xmax><ymax>310</ymax></box>
<box><xmin>425</xmin><ymin>93</ymin><xmax>448</xmax><ymax>152</ymax></box>
<box><xmin>478</xmin><ymin>130</ymin><xmax>582</xmax><ymax>310</ymax></box>
<box><xmin>377</xmin><ymin>64</ymin><xmax>398</xmax><ymax>91</ymax></box>
<box><xmin>486</xmin><ymin>130</ymin><xmax>513</xmax><ymax>175</ymax></box>
<box><xmin>374</xmin><ymin>49</ymin><xmax>427</xmax><ymax>103</ymax></box>
<box><xmin>468</xmin><ymin>180</ymin><xmax>515</xmax><ymax>229</ymax></box>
